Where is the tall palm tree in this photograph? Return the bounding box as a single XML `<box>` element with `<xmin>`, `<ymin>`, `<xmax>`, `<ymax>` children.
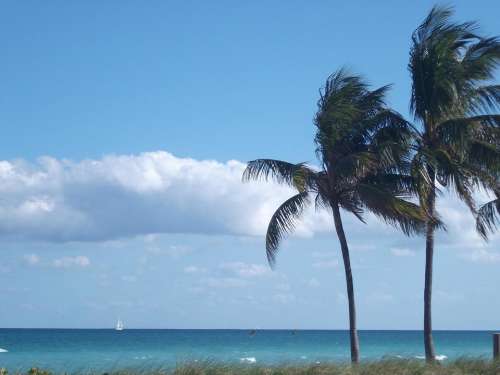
<box><xmin>243</xmin><ymin>69</ymin><xmax>426</xmax><ymax>363</ymax></box>
<box><xmin>408</xmin><ymin>6</ymin><xmax>500</xmax><ymax>361</ymax></box>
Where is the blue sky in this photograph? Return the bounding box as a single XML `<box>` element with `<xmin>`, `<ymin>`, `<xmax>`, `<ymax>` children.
<box><xmin>0</xmin><ymin>1</ymin><xmax>499</xmax><ymax>329</ymax></box>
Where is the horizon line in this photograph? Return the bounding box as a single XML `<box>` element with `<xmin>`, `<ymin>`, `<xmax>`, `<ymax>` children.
<box><xmin>1</xmin><ymin>328</ymin><xmax>499</xmax><ymax>332</ymax></box>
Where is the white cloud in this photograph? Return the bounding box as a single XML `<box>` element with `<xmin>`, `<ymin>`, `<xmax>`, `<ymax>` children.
<box><xmin>0</xmin><ymin>151</ymin><xmax>497</xmax><ymax>261</ymax></box>
<box><xmin>52</xmin><ymin>256</ymin><xmax>90</xmax><ymax>268</ymax></box>
<box><xmin>390</xmin><ymin>248</ymin><xmax>416</xmax><ymax>257</ymax></box>
<box><xmin>460</xmin><ymin>249</ymin><xmax>500</xmax><ymax>264</ymax></box>
<box><xmin>0</xmin><ymin>152</ymin><xmax>333</xmax><ymax>242</ymax></box>
<box><xmin>23</xmin><ymin>253</ymin><xmax>40</xmax><ymax>265</ymax></box>
<box><xmin>220</xmin><ymin>262</ymin><xmax>270</xmax><ymax>278</ymax></box>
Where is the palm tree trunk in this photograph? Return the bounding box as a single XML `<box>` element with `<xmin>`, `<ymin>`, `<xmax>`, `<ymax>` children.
<box><xmin>424</xmin><ymin>181</ymin><xmax>436</xmax><ymax>362</ymax></box>
<box><xmin>332</xmin><ymin>203</ymin><xmax>360</xmax><ymax>363</ymax></box>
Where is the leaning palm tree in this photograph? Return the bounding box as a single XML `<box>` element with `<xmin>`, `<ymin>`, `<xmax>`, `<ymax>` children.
<box><xmin>243</xmin><ymin>69</ymin><xmax>426</xmax><ymax>363</ymax></box>
<box><xmin>408</xmin><ymin>6</ymin><xmax>500</xmax><ymax>361</ymax></box>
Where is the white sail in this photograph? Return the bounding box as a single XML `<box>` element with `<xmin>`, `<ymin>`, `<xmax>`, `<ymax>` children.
<box><xmin>115</xmin><ymin>318</ymin><xmax>124</xmax><ymax>331</ymax></box>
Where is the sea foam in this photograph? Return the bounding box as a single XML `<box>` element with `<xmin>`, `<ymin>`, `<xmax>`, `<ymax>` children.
<box><xmin>240</xmin><ymin>357</ymin><xmax>256</xmax><ymax>363</ymax></box>
<box><xmin>415</xmin><ymin>354</ymin><xmax>447</xmax><ymax>361</ymax></box>
<box><xmin>0</xmin><ymin>348</ymin><xmax>7</xmax><ymax>353</ymax></box>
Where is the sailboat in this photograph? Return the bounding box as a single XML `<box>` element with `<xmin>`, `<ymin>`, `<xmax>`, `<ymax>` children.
<box><xmin>115</xmin><ymin>318</ymin><xmax>124</xmax><ymax>331</ymax></box>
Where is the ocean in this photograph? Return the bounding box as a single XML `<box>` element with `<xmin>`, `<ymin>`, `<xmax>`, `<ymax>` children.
<box><xmin>0</xmin><ymin>329</ymin><xmax>496</xmax><ymax>371</ymax></box>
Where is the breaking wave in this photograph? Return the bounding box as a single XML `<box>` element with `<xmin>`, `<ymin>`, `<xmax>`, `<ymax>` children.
<box><xmin>240</xmin><ymin>357</ymin><xmax>256</xmax><ymax>363</ymax></box>
<box><xmin>415</xmin><ymin>354</ymin><xmax>447</xmax><ymax>361</ymax></box>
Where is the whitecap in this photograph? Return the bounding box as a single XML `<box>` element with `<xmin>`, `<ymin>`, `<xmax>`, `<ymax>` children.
<box><xmin>415</xmin><ymin>354</ymin><xmax>447</xmax><ymax>361</ymax></box>
<box><xmin>0</xmin><ymin>348</ymin><xmax>7</xmax><ymax>353</ymax></box>
<box><xmin>240</xmin><ymin>357</ymin><xmax>256</xmax><ymax>364</ymax></box>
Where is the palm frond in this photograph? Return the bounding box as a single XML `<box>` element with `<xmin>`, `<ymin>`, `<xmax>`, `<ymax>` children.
<box><xmin>337</xmin><ymin>191</ymin><xmax>366</xmax><ymax>224</ymax></box>
<box><xmin>469</xmin><ymin>85</ymin><xmax>500</xmax><ymax>114</ymax></box>
<box><xmin>242</xmin><ymin>159</ymin><xmax>315</xmax><ymax>192</ymax></box>
<box><xmin>410</xmin><ymin>149</ymin><xmax>439</xmax><ymax>214</ymax></box>
<box><xmin>467</xmin><ymin>139</ymin><xmax>500</xmax><ymax>176</ymax></box>
<box><xmin>314</xmin><ymin>68</ymin><xmax>389</xmax><ymax>155</ymax></box>
<box><xmin>355</xmin><ymin>184</ymin><xmax>429</xmax><ymax>236</ymax></box>
<box><xmin>462</xmin><ymin>36</ymin><xmax>500</xmax><ymax>83</ymax></box>
<box><xmin>409</xmin><ymin>6</ymin><xmax>500</xmax><ymax>241</ymax></box>
<box><xmin>432</xmin><ymin>148</ymin><xmax>477</xmax><ymax>213</ymax></box>
<box><xmin>361</xmin><ymin>173</ymin><xmax>420</xmax><ymax>199</ymax></box>
<box><xmin>476</xmin><ymin>196</ymin><xmax>500</xmax><ymax>240</ymax></box>
<box><xmin>409</xmin><ymin>5</ymin><xmax>485</xmax><ymax>123</ymax></box>
<box><xmin>265</xmin><ymin>192</ymin><xmax>310</xmax><ymax>267</ymax></box>
<box><xmin>437</xmin><ymin>115</ymin><xmax>500</xmax><ymax>150</ymax></box>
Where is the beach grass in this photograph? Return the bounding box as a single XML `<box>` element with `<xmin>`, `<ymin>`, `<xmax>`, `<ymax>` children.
<box><xmin>4</xmin><ymin>359</ymin><xmax>500</xmax><ymax>375</ymax></box>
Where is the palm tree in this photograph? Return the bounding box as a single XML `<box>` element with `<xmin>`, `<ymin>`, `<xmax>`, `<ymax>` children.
<box><xmin>476</xmin><ymin>189</ymin><xmax>500</xmax><ymax>238</ymax></box>
<box><xmin>243</xmin><ymin>69</ymin><xmax>426</xmax><ymax>363</ymax></box>
<box><xmin>408</xmin><ymin>6</ymin><xmax>500</xmax><ymax>361</ymax></box>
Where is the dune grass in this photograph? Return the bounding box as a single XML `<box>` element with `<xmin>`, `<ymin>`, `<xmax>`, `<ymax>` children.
<box><xmin>3</xmin><ymin>359</ymin><xmax>500</xmax><ymax>375</ymax></box>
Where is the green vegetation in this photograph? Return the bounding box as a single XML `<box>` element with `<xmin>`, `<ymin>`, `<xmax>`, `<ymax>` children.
<box><xmin>4</xmin><ymin>359</ymin><xmax>500</xmax><ymax>375</ymax></box>
<box><xmin>408</xmin><ymin>5</ymin><xmax>500</xmax><ymax>361</ymax></box>
<box><xmin>242</xmin><ymin>3</ymin><xmax>500</xmax><ymax>365</ymax></box>
<box><xmin>243</xmin><ymin>70</ymin><xmax>425</xmax><ymax>363</ymax></box>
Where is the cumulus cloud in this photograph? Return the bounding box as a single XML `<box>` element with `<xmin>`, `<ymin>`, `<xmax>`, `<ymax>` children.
<box><xmin>0</xmin><ymin>152</ymin><xmax>332</xmax><ymax>242</ymax></box>
<box><xmin>52</xmin><ymin>256</ymin><xmax>90</xmax><ymax>268</ymax></box>
<box><xmin>0</xmin><ymin>150</ymin><xmax>497</xmax><ymax>259</ymax></box>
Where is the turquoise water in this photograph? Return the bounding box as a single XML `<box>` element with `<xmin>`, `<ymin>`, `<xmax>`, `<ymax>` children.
<box><xmin>0</xmin><ymin>329</ymin><xmax>496</xmax><ymax>371</ymax></box>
